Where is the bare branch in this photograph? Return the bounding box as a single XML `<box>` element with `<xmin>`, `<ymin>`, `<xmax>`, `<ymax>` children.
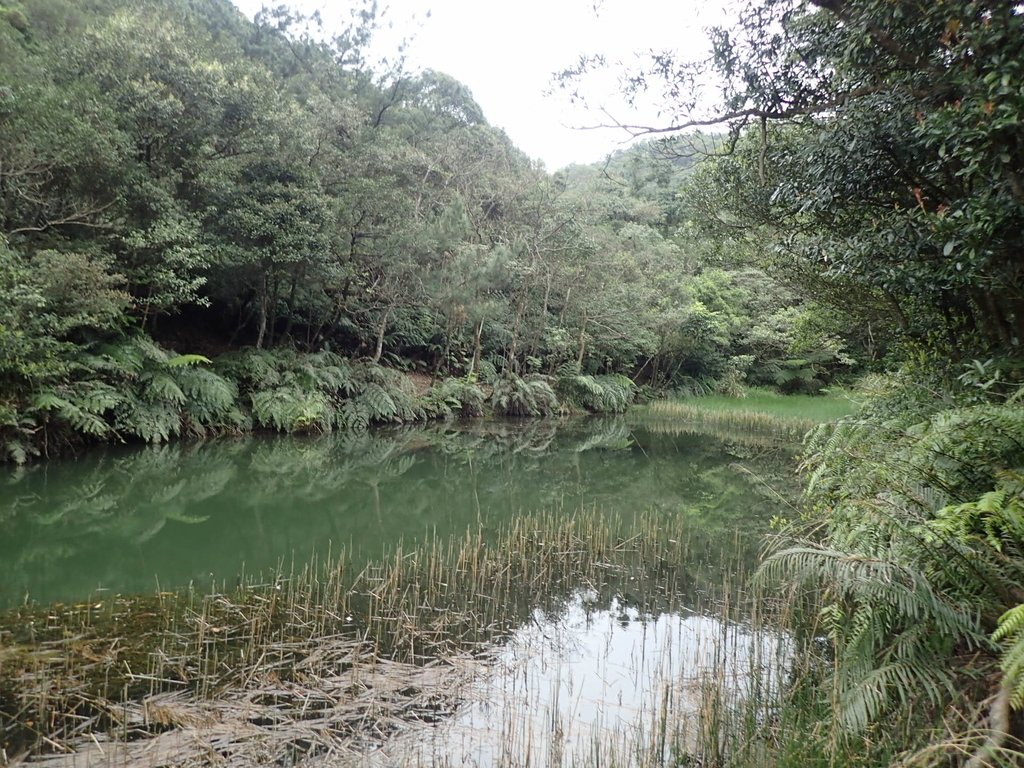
<box><xmin>8</xmin><ymin>200</ymin><xmax>116</xmax><ymax>237</ymax></box>
<box><xmin>575</xmin><ymin>84</ymin><xmax>883</xmax><ymax>139</ymax></box>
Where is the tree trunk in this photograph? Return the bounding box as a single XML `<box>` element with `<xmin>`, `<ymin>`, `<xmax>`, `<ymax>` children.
<box><xmin>255</xmin><ymin>275</ymin><xmax>268</xmax><ymax>350</ymax></box>
<box><xmin>469</xmin><ymin>319</ymin><xmax>484</xmax><ymax>376</ymax></box>
<box><xmin>370</xmin><ymin>308</ymin><xmax>391</xmax><ymax>364</ymax></box>
<box><xmin>529</xmin><ymin>275</ymin><xmax>552</xmax><ymax>361</ymax></box>
<box><xmin>282</xmin><ymin>267</ymin><xmax>303</xmax><ymax>345</ymax></box>
<box><xmin>576</xmin><ymin>310</ymin><xmax>588</xmax><ymax>369</ymax></box>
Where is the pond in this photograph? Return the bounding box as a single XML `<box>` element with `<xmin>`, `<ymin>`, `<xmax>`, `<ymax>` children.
<box><xmin>0</xmin><ymin>415</ymin><xmax>799</xmax><ymax>766</ymax></box>
<box><xmin>0</xmin><ymin>416</ymin><xmax>793</xmax><ymax>608</ymax></box>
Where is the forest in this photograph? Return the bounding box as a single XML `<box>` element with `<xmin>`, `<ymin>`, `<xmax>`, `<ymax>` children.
<box><xmin>1</xmin><ymin>0</ymin><xmax>1024</xmax><ymax>765</ymax></box>
<box><xmin>0</xmin><ymin>0</ymin><xmax>859</xmax><ymax>461</ymax></box>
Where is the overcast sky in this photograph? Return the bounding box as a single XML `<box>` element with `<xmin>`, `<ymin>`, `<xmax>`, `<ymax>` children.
<box><xmin>231</xmin><ymin>0</ymin><xmax>731</xmax><ymax>170</ymax></box>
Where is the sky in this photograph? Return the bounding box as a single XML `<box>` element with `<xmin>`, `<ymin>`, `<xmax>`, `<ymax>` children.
<box><xmin>230</xmin><ymin>0</ymin><xmax>731</xmax><ymax>170</ymax></box>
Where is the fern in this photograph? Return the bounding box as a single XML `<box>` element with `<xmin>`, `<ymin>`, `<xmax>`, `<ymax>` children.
<box><xmin>32</xmin><ymin>388</ymin><xmax>111</xmax><ymax>437</ymax></box>
<box><xmin>0</xmin><ymin>405</ymin><xmax>39</xmax><ymax>464</ymax></box>
<box><xmin>524</xmin><ymin>377</ymin><xmax>559</xmax><ymax>416</ymax></box>
<box><xmin>177</xmin><ymin>366</ymin><xmax>242</xmax><ymax>430</ymax></box>
<box><xmin>166</xmin><ymin>353</ymin><xmax>212</xmax><ymax>367</ymax></box>
<box><xmin>177</xmin><ymin>367</ymin><xmax>237</xmax><ymax>415</ymax></box>
<box><xmin>338</xmin><ymin>399</ymin><xmax>371</xmax><ymax>432</ymax></box>
<box><xmin>767</xmin><ymin>385</ymin><xmax>1024</xmax><ymax>753</ymax></box>
<box><xmin>115</xmin><ymin>397</ymin><xmax>181</xmax><ymax>443</ymax></box>
<box><xmin>251</xmin><ymin>386</ymin><xmax>329</xmax><ymax>433</ymax></box>
<box><xmin>358</xmin><ymin>382</ymin><xmax>398</xmax><ymax>422</ymax></box>
<box><xmin>759</xmin><ymin>535</ymin><xmax>988</xmax><ymax>735</ymax></box>
<box><xmin>139</xmin><ymin>371</ymin><xmax>186</xmax><ymax>406</ymax></box>
<box><xmin>994</xmin><ymin>604</ymin><xmax>1024</xmax><ymax>710</ymax></box>
<box><xmin>98</xmin><ymin>336</ymin><xmax>168</xmax><ymax>375</ymax></box>
<box><xmin>424</xmin><ymin>377</ymin><xmax>486</xmax><ymax>418</ymax></box>
<box><xmin>215</xmin><ymin>348</ymin><xmax>283</xmax><ymax>389</ymax></box>
<box><xmin>477</xmin><ymin>358</ymin><xmax>500</xmax><ymax>386</ymax></box>
<box><xmin>556</xmin><ymin>373</ymin><xmax>603</xmax><ymax>412</ymax></box>
<box><xmin>490</xmin><ymin>374</ymin><xmax>560</xmax><ymax>417</ymax></box>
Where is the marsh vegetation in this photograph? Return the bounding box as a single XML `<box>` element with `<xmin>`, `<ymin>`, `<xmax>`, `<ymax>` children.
<box><xmin>0</xmin><ymin>417</ymin><xmax>800</xmax><ymax>766</ymax></box>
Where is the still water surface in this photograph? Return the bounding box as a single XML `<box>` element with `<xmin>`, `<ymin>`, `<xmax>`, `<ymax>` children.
<box><xmin>0</xmin><ymin>417</ymin><xmax>792</xmax><ymax>607</ymax></box>
<box><xmin>1</xmin><ymin>416</ymin><xmax>799</xmax><ymax>765</ymax></box>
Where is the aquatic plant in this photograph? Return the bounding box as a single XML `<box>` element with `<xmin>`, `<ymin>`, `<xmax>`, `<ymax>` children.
<box><xmin>637</xmin><ymin>391</ymin><xmax>853</xmax><ymax>439</ymax></box>
<box><xmin>0</xmin><ymin>506</ymin><xmax>768</xmax><ymax>767</ymax></box>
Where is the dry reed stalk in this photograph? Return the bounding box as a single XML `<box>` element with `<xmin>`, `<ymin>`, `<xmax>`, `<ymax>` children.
<box><xmin>1</xmin><ymin>507</ymin><xmax>769</xmax><ymax>767</ymax></box>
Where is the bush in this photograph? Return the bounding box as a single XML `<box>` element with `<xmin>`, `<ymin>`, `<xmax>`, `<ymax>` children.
<box><xmin>490</xmin><ymin>374</ymin><xmax>559</xmax><ymax>417</ymax></box>
<box><xmin>556</xmin><ymin>373</ymin><xmax>636</xmax><ymax>413</ymax></box>
<box><xmin>423</xmin><ymin>377</ymin><xmax>486</xmax><ymax>418</ymax></box>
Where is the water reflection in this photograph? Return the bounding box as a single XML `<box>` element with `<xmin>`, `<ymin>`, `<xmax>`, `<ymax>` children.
<box><xmin>0</xmin><ymin>418</ymin><xmax>795</xmax><ymax>606</ymax></box>
<box><xmin>374</xmin><ymin>590</ymin><xmax>791</xmax><ymax>767</ymax></box>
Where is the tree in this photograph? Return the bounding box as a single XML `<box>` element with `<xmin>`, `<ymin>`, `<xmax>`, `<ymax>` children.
<box><xmin>562</xmin><ymin>0</ymin><xmax>1024</xmax><ymax>356</ymax></box>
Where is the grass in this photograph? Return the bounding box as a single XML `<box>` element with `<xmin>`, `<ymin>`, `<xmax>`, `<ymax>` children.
<box><xmin>636</xmin><ymin>387</ymin><xmax>857</xmax><ymax>439</ymax></box>
<box><xmin>0</xmin><ymin>506</ymin><xmax>779</xmax><ymax>767</ymax></box>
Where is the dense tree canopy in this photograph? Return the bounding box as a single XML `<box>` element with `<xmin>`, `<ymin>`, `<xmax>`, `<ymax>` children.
<box><xmin>0</xmin><ymin>0</ymin><xmax>856</xmax><ymax>461</ymax></box>
<box><xmin>565</xmin><ymin>0</ymin><xmax>1023</xmax><ymax>357</ymax></box>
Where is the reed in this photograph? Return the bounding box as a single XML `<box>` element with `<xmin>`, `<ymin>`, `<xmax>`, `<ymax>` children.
<box><xmin>636</xmin><ymin>390</ymin><xmax>856</xmax><ymax>439</ymax></box>
<box><xmin>0</xmin><ymin>505</ymin><xmax>782</xmax><ymax>767</ymax></box>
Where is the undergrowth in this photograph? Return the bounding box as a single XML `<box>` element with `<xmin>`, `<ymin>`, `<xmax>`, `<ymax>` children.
<box><xmin>1</xmin><ymin>341</ymin><xmax>640</xmax><ymax>463</ymax></box>
<box><xmin>748</xmin><ymin>372</ymin><xmax>1024</xmax><ymax>767</ymax></box>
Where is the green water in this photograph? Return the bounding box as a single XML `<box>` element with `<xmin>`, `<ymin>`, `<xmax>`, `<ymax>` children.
<box><xmin>0</xmin><ymin>417</ymin><xmax>794</xmax><ymax>607</ymax></box>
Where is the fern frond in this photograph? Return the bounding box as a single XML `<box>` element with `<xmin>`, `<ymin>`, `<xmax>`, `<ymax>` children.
<box><xmin>33</xmin><ymin>390</ymin><xmax>110</xmax><ymax>437</ymax></box>
<box><xmin>115</xmin><ymin>398</ymin><xmax>180</xmax><ymax>443</ymax></box>
<box><xmin>358</xmin><ymin>382</ymin><xmax>398</xmax><ymax>422</ymax></box>
<box><xmin>994</xmin><ymin>604</ymin><xmax>1024</xmax><ymax>710</ymax></box>
<box><xmin>139</xmin><ymin>371</ymin><xmax>186</xmax><ymax>406</ymax></box>
<box><xmin>166</xmin><ymin>353</ymin><xmax>212</xmax><ymax>368</ymax></box>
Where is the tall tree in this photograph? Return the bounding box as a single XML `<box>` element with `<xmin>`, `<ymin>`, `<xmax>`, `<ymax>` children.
<box><xmin>561</xmin><ymin>0</ymin><xmax>1024</xmax><ymax>355</ymax></box>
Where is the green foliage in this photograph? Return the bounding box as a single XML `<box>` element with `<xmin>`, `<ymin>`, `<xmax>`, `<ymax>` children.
<box><xmin>556</xmin><ymin>373</ymin><xmax>636</xmax><ymax>414</ymax></box>
<box><xmin>424</xmin><ymin>377</ymin><xmax>486</xmax><ymax>418</ymax></box>
<box><xmin>251</xmin><ymin>385</ymin><xmax>327</xmax><ymax>434</ymax></box>
<box><xmin>33</xmin><ymin>384</ymin><xmax>115</xmax><ymax>439</ymax></box>
<box><xmin>1</xmin><ymin>0</ymin><xmax>883</xmax><ymax>464</ymax></box>
<box><xmin>2</xmin><ymin>0</ymin><xmax>865</xmax><ymax>439</ymax></box>
<box><xmin>937</xmin><ymin>473</ymin><xmax>1024</xmax><ymax>712</ymax></box>
<box><xmin>219</xmin><ymin>348</ymin><xmax>425</xmax><ymax>434</ymax></box>
<box><xmin>762</xmin><ymin>379</ymin><xmax>1024</xmax><ymax>759</ymax></box>
<box><xmin>490</xmin><ymin>374</ymin><xmax>560</xmax><ymax>418</ymax></box>
<box><xmin>994</xmin><ymin>603</ymin><xmax>1024</xmax><ymax>710</ymax></box>
<box><xmin>760</xmin><ymin>545</ymin><xmax>974</xmax><ymax>734</ymax></box>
